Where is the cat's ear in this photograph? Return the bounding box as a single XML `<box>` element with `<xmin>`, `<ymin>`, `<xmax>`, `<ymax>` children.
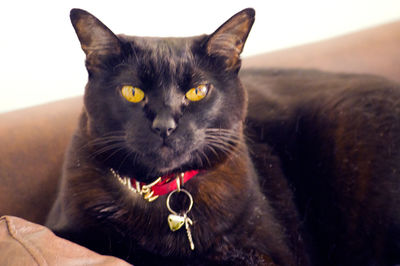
<box><xmin>205</xmin><ymin>8</ymin><xmax>255</xmax><ymax>71</ymax></box>
<box><xmin>70</xmin><ymin>9</ymin><xmax>121</xmax><ymax>71</ymax></box>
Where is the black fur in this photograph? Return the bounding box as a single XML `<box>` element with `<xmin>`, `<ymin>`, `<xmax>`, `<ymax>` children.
<box><xmin>47</xmin><ymin>8</ymin><xmax>400</xmax><ymax>266</ymax></box>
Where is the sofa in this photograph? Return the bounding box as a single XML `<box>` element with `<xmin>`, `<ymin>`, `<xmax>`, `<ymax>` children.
<box><xmin>1</xmin><ymin>20</ymin><xmax>399</xmax><ymax>264</ymax></box>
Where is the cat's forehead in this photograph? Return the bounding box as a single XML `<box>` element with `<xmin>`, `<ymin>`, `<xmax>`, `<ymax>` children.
<box><xmin>117</xmin><ymin>35</ymin><xmax>201</xmax><ymax>82</ymax></box>
<box><xmin>120</xmin><ymin>35</ymin><xmax>198</xmax><ymax>58</ymax></box>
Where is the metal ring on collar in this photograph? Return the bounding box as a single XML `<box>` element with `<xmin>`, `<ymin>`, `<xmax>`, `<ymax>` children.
<box><xmin>166</xmin><ymin>189</ymin><xmax>193</xmax><ymax>215</ymax></box>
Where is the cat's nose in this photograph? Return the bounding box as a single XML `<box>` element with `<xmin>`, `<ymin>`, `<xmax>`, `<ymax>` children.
<box><xmin>152</xmin><ymin>113</ymin><xmax>177</xmax><ymax>138</ymax></box>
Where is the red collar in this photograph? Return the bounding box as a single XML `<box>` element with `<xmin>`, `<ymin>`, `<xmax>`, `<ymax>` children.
<box><xmin>111</xmin><ymin>169</ymin><xmax>200</xmax><ymax>202</ymax></box>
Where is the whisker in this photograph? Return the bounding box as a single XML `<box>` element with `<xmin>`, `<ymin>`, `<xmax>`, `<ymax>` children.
<box><xmin>88</xmin><ymin>136</ymin><xmax>126</xmax><ymax>145</ymax></box>
<box><xmin>205</xmin><ymin>136</ymin><xmax>241</xmax><ymax>145</ymax></box>
<box><xmin>86</xmin><ymin>139</ymin><xmax>126</xmax><ymax>151</ymax></box>
<box><xmin>103</xmin><ymin>145</ymin><xmax>128</xmax><ymax>163</ymax></box>
<box><xmin>204</xmin><ymin>128</ymin><xmax>238</xmax><ymax>132</ymax></box>
<box><xmin>206</xmin><ymin>142</ymin><xmax>233</xmax><ymax>157</ymax></box>
<box><xmin>205</xmin><ymin>136</ymin><xmax>246</xmax><ymax>156</ymax></box>
<box><xmin>204</xmin><ymin>136</ymin><xmax>240</xmax><ymax>149</ymax></box>
<box><xmin>205</xmin><ymin>129</ymin><xmax>241</xmax><ymax>141</ymax></box>
<box><xmin>198</xmin><ymin>149</ymin><xmax>212</xmax><ymax>168</ymax></box>
<box><xmin>205</xmin><ymin>144</ymin><xmax>220</xmax><ymax>159</ymax></box>
<box><xmin>89</xmin><ymin>143</ymin><xmax>126</xmax><ymax>159</ymax></box>
<box><xmin>118</xmin><ymin>150</ymin><xmax>136</xmax><ymax>171</ymax></box>
<box><xmin>80</xmin><ymin>131</ymin><xmax>126</xmax><ymax>152</ymax></box>
<box><xmin>200</xmin><ymin>127</ymin><xmax>245</xmax><ymax>165</ymax></box>
<box><xmin>78</xmin><ymin>131</ymin><xmax>127</xmax><ymax>159</ymax></box>
<box><xmin>89</xmin><ymin>135</ymin><xmax>126</xmax><ymax>143</ymax></box>
<box><xmin>88</xmin><ymin>131</ymin><xmax>126</xmax><ymax>142</ymax></box>
<box><xmin>195</xmin><ymin>153</ymin><xmax>204</xmax><ymax>168</ymax></box>
<box><xmin>131</xmin><ymin>152</ymin><xmax>141</xmax><ymax>169</ymax></box>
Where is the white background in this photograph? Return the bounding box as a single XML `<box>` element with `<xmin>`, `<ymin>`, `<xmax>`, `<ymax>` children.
<box><xmin>1</xmin><ymin>0</ymin><xmax>400</xmax><ymax>113</ymax></box>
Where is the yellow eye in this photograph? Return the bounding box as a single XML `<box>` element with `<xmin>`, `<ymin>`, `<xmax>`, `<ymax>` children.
<box><xmin>186</xmin><ymin>84</ymin><xmax>209</xmax><ymax>102</ymax></box>
<box><xmin>121</xmin><ymin>85</ymin><xmax>145</xmax><ymax>103</ymax></box>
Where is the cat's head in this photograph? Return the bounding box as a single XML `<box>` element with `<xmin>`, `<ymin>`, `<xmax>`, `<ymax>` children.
<box><xmin>70</xmin><ymin>8</ymin><xmax>255</xmax><ymax>182</ymax></box>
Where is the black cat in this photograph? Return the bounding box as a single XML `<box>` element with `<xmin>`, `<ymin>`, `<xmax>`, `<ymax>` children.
<box><xmin>46</xmin><ymin>8</ymin><xmax>400</xmax><ymax>266</ymax></box>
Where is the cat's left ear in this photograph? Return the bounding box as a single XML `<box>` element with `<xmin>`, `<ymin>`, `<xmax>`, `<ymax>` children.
<box><xmin>205</xmin><ymin>8</ymin><xmax>255</xmax><ymax>71</ymax></box>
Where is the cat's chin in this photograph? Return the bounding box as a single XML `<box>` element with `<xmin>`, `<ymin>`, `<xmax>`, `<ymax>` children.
<box><xmin>145</xmin><ymin>150</ymin><xmax>193</xmax><ymax>174</ymax></box>
<box><xmin>121</xmin><ymin>135</ymin><xmax>223</xmax><ymax>182</ymax></box>
<box><xmin>125</xmin><ymin>147</ymin><xmax>198</xmax><ymax>182</ymax></box>
<box><xmin>158</xmin><ymin>145</ymin><xmax>175</xmax><ymax>159</ymax></box>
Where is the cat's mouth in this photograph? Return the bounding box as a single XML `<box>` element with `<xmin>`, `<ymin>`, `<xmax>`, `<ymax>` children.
<box><xmin>133</xmin><ymin>137</ymin><xmax>201</xmax><ymax>176</ymax></box>
<box><xmin>159</xmin><ymin>144</ymin><xmax>174</xmax><ymax>158</ymax></box>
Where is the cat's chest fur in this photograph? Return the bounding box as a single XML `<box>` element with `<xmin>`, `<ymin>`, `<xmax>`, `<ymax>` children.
<box><xmin>51</xmin><ymin>124</ymin><xmax>298</xmax><ymax>265</ymax></box>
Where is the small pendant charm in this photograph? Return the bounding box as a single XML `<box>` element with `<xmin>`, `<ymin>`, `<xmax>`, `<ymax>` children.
<box><xmin>168</xmin><ymin>214</ymin><xmax>185</xmax><ymax>231</ymax></box>
<box><xmin>166</xmin><ymin>186</ymin><xmax>195</xmax><ymax>251</ymax></box>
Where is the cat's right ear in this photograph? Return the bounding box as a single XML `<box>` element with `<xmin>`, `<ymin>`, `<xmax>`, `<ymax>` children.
<box><xmin>70</xmin><ymin>9</ymin><xmax>121</xmax><ymax>72</ymax></box>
